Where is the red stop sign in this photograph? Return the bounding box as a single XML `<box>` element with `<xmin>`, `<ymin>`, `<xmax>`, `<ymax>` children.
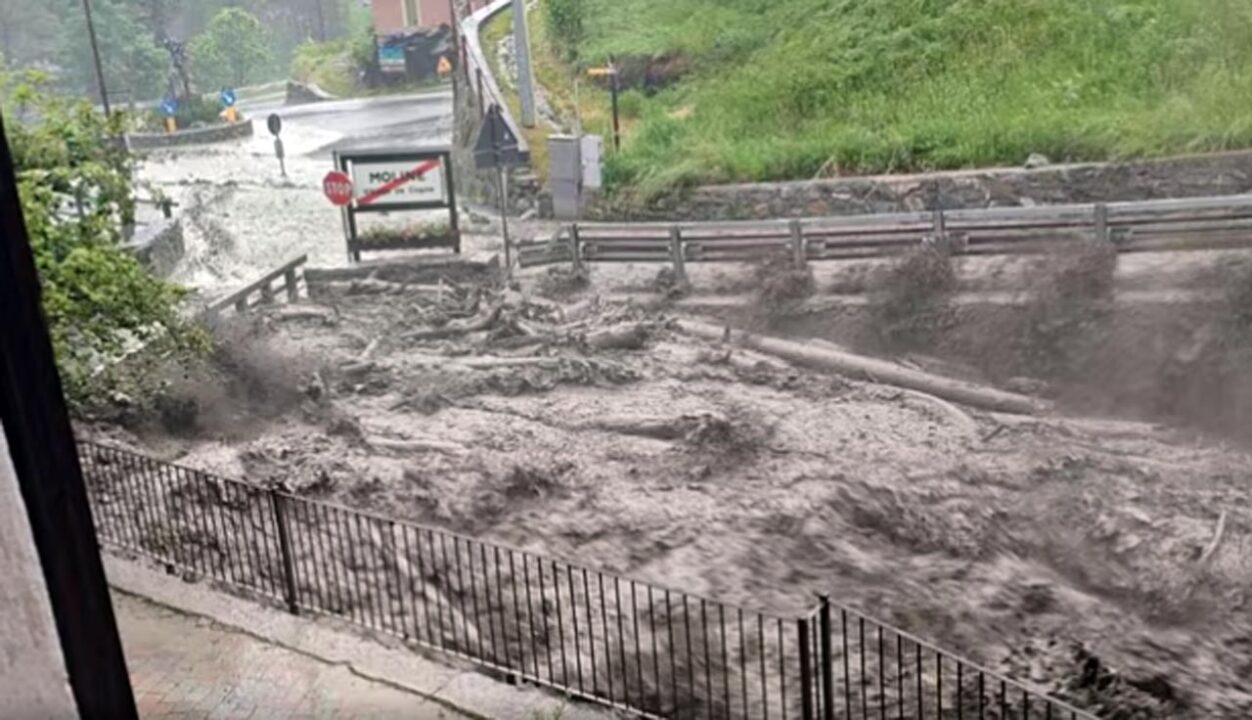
<box><xmin>323</xmin><ymin>171</ymin><xmax>354</xmax><ymax>206</ymax></box>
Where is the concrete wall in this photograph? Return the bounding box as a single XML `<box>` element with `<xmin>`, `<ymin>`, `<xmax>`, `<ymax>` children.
<box><xmin>0</xmin><ymin>422</ymin><xmax>78</xmax><ymax>718</ymax></box>
<box><xmin>589</xmin><ymin>150</ymin><xmax>1252</xmax><ymax>221</ymax></box>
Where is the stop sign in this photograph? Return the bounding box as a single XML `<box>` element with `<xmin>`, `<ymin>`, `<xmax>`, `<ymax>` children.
<box><xmin>323</xmin><ymin>171</ymin><xmax>354</xmax><ymax>206</ymax></box>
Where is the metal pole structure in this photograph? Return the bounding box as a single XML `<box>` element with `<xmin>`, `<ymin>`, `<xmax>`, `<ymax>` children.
<box><xmin>513</xmin><ymin>0</ymin><xmax>537</xmax><ymax>128</ymax></box>
<box><xmin>610</xmin><ymin>67</ymin><xmax>621</xmax><ymax>151</ymax></box>
<box><xmin>447</xmin><ymin>0</ymin><xmax>459</xmax><ymax>98</ymax></box>
<box><xmin>81</xmin><ymin>0</ymin><xmax>111</xmax><ymax>116</ymax></box>
<box><xmin>492</xmin><ymin>109</ymin><xmax>513</xmax><ymax>276</ymax></box>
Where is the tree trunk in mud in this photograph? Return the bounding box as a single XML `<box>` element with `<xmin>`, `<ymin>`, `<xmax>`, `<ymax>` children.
<box><xmin>676</xmin><ymin>319</ymin><xmax>1047</xmax><ymax>415</ymax></box>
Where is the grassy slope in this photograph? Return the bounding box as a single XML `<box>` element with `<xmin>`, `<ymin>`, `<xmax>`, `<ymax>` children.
<box><xmin>546</xmin><ymin>0</ymin><xmax>1252</xmax><ymax>193</ymax></box>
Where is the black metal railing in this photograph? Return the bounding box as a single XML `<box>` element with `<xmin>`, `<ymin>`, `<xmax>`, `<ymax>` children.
<box><xmin>78</xmin><ymin>441</ymin><xmax>1096</xmax><ymax>720</ymax></box>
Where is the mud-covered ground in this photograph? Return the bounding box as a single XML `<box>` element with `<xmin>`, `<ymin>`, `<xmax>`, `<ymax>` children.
<box><xmin>89</xmin><ymin>265</ymin><xmax>1252</xmax><ymax>718</ymax></box>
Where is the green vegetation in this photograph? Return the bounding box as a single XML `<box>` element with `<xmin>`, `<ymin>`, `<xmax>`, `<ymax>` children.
<box><xmin>535</xmin><ymin>0</ymin><xmax>1252</xmax><ymax>193</ymax></box>
<box><xmin>1</xmin><ymin>65</ymin><xmax>204</xmax><ymax>407</ymax></box>
<box><xmin>1</xmin><ymin>0</ymin><xmax>356</xmax><ymax>103</ymax></box>
<box><xmin>190</xmin><ymin>8</ymin><xmax>273</xmax><ymax>89</ymax></box>
<box><xmin>290</xmin><ymin>27</ymin><xmax>375</xmax><ymax>98</ymax></box>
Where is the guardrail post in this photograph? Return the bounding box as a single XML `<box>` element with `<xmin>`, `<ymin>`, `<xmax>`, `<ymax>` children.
<box><xmin>669</xmin><ymin>225</ymin><xmax>688</xmax><ymax>288</ymax></box>
<box><xmin>932</xmin><ymin>207</ymin><xmax>947</xmax><ymax>246</ymax></box>
<box><xmin>269</xmin><ymin>490</ymin><xmax>300</xmax><ymax>615</ymax></box>
<box><xmin>818</xmin><ymin>596</ymin><xmax>834</xmax><ymax>720</ymax></box>
<box><xmin>798</xmin><ymin>617</ymin><xmax>815</xmax><ymax>720</ymax></box>
<box><xmin>790</xmin><ymin>219</ymin><xmax>807</xmax><ymax>268</ymax></box>
<box><xmin>259</xmin><ymin>280</ymin><xmax>275</xmax><ymax>305</ymax></box>
<box><xmin>234</xmin><ymin>295</ymin><xmax>248</xmax><ymax>313</ymax></box>
<box><xmin>570</xmin><ymin>224</ymin><xmax>583</xmax><ymax>273</ymax></box>
<box><xmin>1093</xmin><ymin>203</ymin><xmax>1109</xmax><ymax>244</ymax></box>
<box><xmin>284</xmin><ymin>268</ymin><xmax>299</xmax><ymax>302</ymax></box>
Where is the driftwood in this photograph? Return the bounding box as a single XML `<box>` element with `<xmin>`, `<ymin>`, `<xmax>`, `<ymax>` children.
<box><xmin>585</xmin><ymin>323</ymin><xmax>649</xmax><ymax>351</ymax></box>
<box><xmin>590</xmin><ymin>415</ymin><xmax>690</xmax><ymax>440</ymax></box>
<box><xmin>1199</xmin><ymin>509</ymin><xmax>1228</xmax><ymax>565</ymax></box>
<box><xmin>560</xmin><ymin>296</ymin><xmax>601</xmax><ymax>323</ymax></box>
<box><xmin>459</xmin><ymin>356</ymin><xmax>562</xmax><ymax>370</ymax></box>
<box><xmin>339</xmin><ymin>361</ymin><xmax>376</xmax><ymax>379</ymax></box>
<box><xmin>270</xmin><ymin>305</ymin><xmax>338</xmax><ymax>323</ymax></box>
<box><xmin>676</xmin><ymin>319</ymin><xmax>1047</xmax><ymax>415</ymax></box>
<box><xmin>403</xmin><ymin>305</ymin><xmax>503</xmax><ymax>342</ymax></box>
<box><xmin>368</xmin><ymin>437</ymin><xmax>467</xmax><ymax>455</ymax></box>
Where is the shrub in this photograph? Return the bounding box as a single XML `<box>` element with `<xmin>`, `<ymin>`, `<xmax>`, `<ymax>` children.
<box><xmin>2</xmin><ymin>69</ymin><xmax>205</xmax><ymax>410</ymax></box>
<box><xmin>871</xmin><ymin>246</ymin><xmax>957</xmax><ymax>351</ymax></box>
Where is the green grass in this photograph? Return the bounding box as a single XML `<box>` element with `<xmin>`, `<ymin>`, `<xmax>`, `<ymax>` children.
<box><xmin>535</xmin><ymin>0</ymin><xmax>1252</xmax><ymax>194</ymax></box>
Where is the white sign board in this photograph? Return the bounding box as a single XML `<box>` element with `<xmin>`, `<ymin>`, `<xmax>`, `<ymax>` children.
<box><xmin>349</xmin><ymin>158</ymin><xmax>447</xmax><ymax>206</ymax></box>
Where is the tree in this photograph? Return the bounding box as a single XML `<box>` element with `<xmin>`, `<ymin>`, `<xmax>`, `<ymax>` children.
<box><xmin>189</xmin><ymin>7</ymin><xmax>273</xmax><ymax>88</ymax></box>
<box><xmin>544</xmin><ymin>0</ymin><xmax>586</xmax><ymax>61</ymax></box>
<box><xmin>0</xmin><ymin>0</ymin><xmax>63</xmax><ymax>67</ymax></box>
<box><xmin>60</xmin><ymin>0</ymin><xmax>167</xmax><ymax>102</ymax></box>
<box><xmin>1</xmin><ymin>64</ymin><xmax>203</xmax><ymax>408</ymax></box>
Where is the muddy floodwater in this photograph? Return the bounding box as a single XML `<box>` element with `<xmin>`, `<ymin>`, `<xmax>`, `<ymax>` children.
<box><xmin>89</xmin><ymin>267</ymin><xmax>1252</xmax><ymax>718</ymax></box>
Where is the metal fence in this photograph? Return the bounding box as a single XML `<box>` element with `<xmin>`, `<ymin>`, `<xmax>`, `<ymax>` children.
<box><xmin>518</xmin><ymin>193</ymin><xmax>1252</xmax><ymax>271</ymax></box>
<box><xmin>79</xmin><ymin>441</ymin><xmax>1096</xmax><ymax>720</ymax></box>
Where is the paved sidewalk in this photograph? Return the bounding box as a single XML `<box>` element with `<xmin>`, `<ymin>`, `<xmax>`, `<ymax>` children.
<box><xmin>105</xmin><ymin>556</ymin><xmax>612</xmax><ymax>720</ymax></box>
<box><xmin>116</xmin><ymin>593</ymin><xmax>465</xmax><ymax>719</ymax></box>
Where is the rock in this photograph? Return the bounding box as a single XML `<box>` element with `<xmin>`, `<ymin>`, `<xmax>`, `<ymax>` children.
<box><xmin>1025</xmin><ymin>153</ymin><xmax>1052</xmax><ymax>169</ymax></box>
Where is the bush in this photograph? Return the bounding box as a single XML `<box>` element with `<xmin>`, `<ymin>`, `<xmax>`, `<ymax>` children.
<box><xmin>2</xmin><ymin>68</ymin><xmax>204</xmax><ymax>410</ymax></box>
<box><xmin>544</xmin><ymin>0</ymin><xmax>586</xmax><ymax>60</ymax></box>
<box><xmin>871</xmin><ymin>246</ymin><xmax>957</xmax><ymax>351</ymax></box>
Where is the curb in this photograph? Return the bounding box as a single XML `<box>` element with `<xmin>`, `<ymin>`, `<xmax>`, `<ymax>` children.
<box><xmin>103</xmin><ymin>555</ymin><xmax>612</xmax><ymax>720</ymax></box>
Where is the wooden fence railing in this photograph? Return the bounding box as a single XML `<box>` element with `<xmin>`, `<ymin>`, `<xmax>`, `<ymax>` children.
<box><xmin>517</xmin><ymin>194</ymin><xmax>1252</xmax><ymax>273</ymax></box>
<box><xmin>205</xmin><ymin>255</ymin><xmax>307</xmax><ymax>317</ymax></box>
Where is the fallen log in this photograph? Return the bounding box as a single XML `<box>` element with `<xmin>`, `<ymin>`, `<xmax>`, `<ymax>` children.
<box><xmin>368</xmin><ymin>437</ymin><xmax>467</xmax><ymax>455</ymax></box>
<box><xmin>675</xmin><ymin>319</ymin><xmax>1047</xmax><ymax>415</ymax></box>
<box><xmin>270</xmin><ymin>305</ymin><xmax>338</xmax><ymax>323</ymax></box>
<box><xmin>459</xmin><ymin>356</ymin><xmax>562</xmax><ymax>369</ymax></box>
<box><xmin>403</xmin><ymin>305</ymin><xmax>503</xmax><ymax>342</ymax></box>
<box><xmin>585</xmin><ymin>323</ymin><xmax>650</xmax><ymax>351</ymax></box>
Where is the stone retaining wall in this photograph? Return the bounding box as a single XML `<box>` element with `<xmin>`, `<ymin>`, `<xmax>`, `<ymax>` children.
<box><xmin>588</xmin><ymin>150</ymin><xmax>1252</xmax><ymax>221</ymax></box>
<box><xmin>126</xmin><ymin>120</ymin><xmax>254</xmax><ymax>150</ymax></box>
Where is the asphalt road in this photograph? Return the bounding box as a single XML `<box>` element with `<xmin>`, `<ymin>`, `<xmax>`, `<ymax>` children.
<box><xmin>239</xmin><ymin>89</ymin><xmax>454</xmax><ymax>156</ymax></box>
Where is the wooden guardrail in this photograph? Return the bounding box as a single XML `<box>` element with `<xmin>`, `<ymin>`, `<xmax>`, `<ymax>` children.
<box><xmin>519</xmin><ymin>194</ymin><xmax>1252</xmax><ymax>273</ymax></box>
<box><xmin>205</xmin><ymin>255</ymin><xmax>307</xmax><ymax>317</ymax></box>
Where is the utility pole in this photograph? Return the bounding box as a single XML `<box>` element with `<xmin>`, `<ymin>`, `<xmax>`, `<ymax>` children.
<box><xmin>513</xmin><ymin>0</ymin><xmax>536</xmax><ymax>127</ymax></box>
<box><xmin>81</xmin><ymin>0</ymin><xmax>111</xmax><ymax>116</ymax></box>
<box><xmin>447</xmin><ymin>0</ymin><xmax>459</xmax><ymax>99</ymax></box>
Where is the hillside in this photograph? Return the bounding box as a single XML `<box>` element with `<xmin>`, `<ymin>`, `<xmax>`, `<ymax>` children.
<box><xmin>535</xmin><ymin>0</ymin><xmax>1252</xmax><ymax>193</ymax></box>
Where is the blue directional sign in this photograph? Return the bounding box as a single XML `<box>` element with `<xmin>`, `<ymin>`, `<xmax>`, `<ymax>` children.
<box><xmin>220</xmin><ymin>88</ymin><xmax>237</xmax><ymax>107</ymax></box>
<box><xmin>160</xmin><ymin>97</ymin><xmax>178</xmax><ymax>117</ymax></box>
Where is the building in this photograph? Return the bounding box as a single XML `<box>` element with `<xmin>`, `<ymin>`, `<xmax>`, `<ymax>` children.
<box><xmin>372</xmin><ymin>0</ymin><xmax>453</xmax><ymax>34</ymax></box>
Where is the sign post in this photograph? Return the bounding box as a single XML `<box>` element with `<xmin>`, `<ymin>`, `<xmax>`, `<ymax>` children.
<box><xmin>160</xmin><ymin>97</ymin><xmax>178</xmax><ymax>133</ymax></box>
<box><xmin>330</xmin><ymin>149</ymin><xmax>460</xmax><ymax>262</ymax></box>
<box><xmin>267</xmin><ymin>113</ymin><xmax>286</xmax><ymax>178</ymax></box>
<box><xmin>471</xmin><ymin>104</ymin><xmax>525</xmax><ymax>275</ymax></box>
<box><xmin>219</xmin><ymin>88</ymin><xmax>238</xmax><ymax>124</ymax></box>
<box><xmin>587</xmin><ymin>65</ymin><xmax>621</xmax><ymax>151</ymax></box>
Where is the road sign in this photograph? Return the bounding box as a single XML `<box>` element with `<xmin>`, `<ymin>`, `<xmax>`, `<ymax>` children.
<box><xmin>220</xmin><ymin>88</ymin><xmax>237</xmax><ymax>107</ymax></box>
<box><xmin>322</xmin><ymin>171</ymin><xmax>354</xmax><ymax>206</ymax></box>
<box><xmin>347</xmin><ymin>158</ymin><xmax>446</xmax><ymax>207</ymax></box>
<box><xmin>472</xmin><ymin>104</ymin><xmax>524</xmax><ymax>170</ymax></box>
<box><xmin>332</xmin><ymin>149</ymin><xmax>461</xmax><ymax>262</ymax></box>
<box><xmin>160</xmin><ymin>97</ymin><xmax>178</xmax><ymax>117</ymax></box>
<box><xmin>437</xmin><ymin>55</ymin><xmax>452</xmax><ymax>76</ymax></box>
<box><xmin>267</xmin><ymin>113</ymin><xmax>282</xmax><ymax>136</ymax></box>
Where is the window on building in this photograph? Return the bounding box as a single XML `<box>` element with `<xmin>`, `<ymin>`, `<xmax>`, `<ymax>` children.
<box><xmin>404</xmin><ymin>0</ymin><xmax>419</xmax><ymax>26</ymax></box>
